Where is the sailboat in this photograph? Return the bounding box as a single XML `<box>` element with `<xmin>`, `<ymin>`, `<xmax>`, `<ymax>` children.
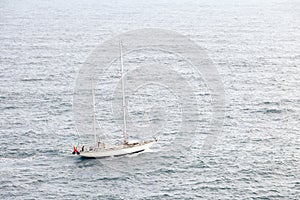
<box><xmin>74</xmin><ymin>41</ymin><xmax>156</xmax><ymax>158</ymax></box>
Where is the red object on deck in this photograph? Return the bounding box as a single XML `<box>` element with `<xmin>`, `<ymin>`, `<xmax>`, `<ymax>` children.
<box><xmin>73</xmin><ymin>146</ymin><xmax>78</xmax><ymax>154</ymax></box>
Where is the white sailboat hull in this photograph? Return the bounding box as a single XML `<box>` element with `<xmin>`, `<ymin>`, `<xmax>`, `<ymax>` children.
<box><xmin>79</xmin><ymin>140</ymin><xmax>155</xmax><ymax>158</ymax></box>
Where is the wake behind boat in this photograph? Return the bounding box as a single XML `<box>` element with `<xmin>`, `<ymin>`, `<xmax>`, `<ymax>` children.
<box><xmin>72</xmin><ymin>41</ymin><xmax>156</xmax><ymax>158</ymax></box>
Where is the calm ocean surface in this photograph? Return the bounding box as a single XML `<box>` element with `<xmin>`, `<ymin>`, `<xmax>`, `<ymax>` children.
<box><xmin>0</xmin><ymin>0</ymin><xmax>299</xmax><ymax>199</ymax></box>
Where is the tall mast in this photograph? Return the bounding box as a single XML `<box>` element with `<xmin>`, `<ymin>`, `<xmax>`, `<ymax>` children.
<box><xmin>119</xmin><ymin>41</ymin><xmax>127</xmax><ymax>144</ymax></box>
<box><xmin>91</xmin><ymin>79</ymin><xmax>97</xmax><ymax>146</ymax></box>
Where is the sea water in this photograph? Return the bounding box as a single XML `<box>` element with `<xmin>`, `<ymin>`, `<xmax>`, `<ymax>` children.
<box><xmin>0</xmin><ymin>0</ymin><xmax>299</xmax><ymax>199</ymax></box>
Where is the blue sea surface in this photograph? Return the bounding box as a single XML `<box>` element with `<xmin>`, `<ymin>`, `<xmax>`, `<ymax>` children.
<box><xmin>0</xmin><ymin>0</ymin><xmax>299</xmax><ymax>199</ymax></box>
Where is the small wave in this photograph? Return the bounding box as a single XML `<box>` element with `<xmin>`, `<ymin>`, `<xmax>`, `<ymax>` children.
<box><xmin>96</xmin><ymin>176</ymin><xmax>129</xmax><ymax>181</ymax></box>
<box><xmin>262</xmin><ymin>101</ymin><xmax>280</xmax><ymax>105</ymax></box>
<box><xmin>21</xmin><ymin>78</ymin><xmax>43</xmax><ymax>82</ymax></box>
<box><xmin>157</xmin><ymin>168</ymin><xmax>177</xmax><ymax>174</ymax></box>
<box><xmin>2</xmin><ymin>150</ymin><xmax>37</xmax><ymax>159</ymax></box>
<box><xmin>265</xmin><ymin>109</ymin><xmax>282</xmax><ymax>114</ymax></box>
<box><xmin>3</xmin><ymin>106</ymin><xmax>17</xmax><ymax>110</ymax></box>
<box><xmin>253</xmin><ymin>108</ymin><xmax>284</xmax><ymax>114</ymax></box>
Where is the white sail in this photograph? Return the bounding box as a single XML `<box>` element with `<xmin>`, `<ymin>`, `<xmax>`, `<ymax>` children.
<box><xmin>91</xmin><ymin>79</ymin><xmax>97</xmax><ymax>146</ymax></box>
<box><xmin>119</xmin><ymin>41</ymin><xmax>128</xmax><ymax>144</ymax></box>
